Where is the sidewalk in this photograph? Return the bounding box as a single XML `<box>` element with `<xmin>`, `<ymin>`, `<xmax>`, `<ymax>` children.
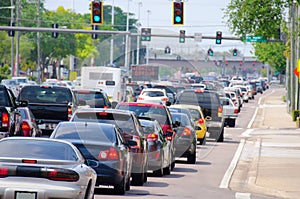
<box><xmin>230</xmin><ymin>86</ymin><xmax>300</xmax><ymax>199</ymax></box>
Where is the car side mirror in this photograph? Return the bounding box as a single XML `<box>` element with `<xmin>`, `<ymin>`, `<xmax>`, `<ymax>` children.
<box><xmin>17</xmin><ymin>100</ymin><xmax>28</xmax><ymax>107</ymax></box>
<box><xmin>127</xmin><ymin>140</ymin><xmax>138</xmax><ymax>147</ymax></box>
<box><xmin>205</xmin><ymin>116</ymin><xmax>212</xmax><ymax>121</ymax></box>
<box><xmin>85</xmin><ymin>159</ymin><xmax>99</xmax><ymax>168</ymax></box>
<box><xmin>165</xmin><ymin>101</ymin><xmax>171</xmax><ymax>106</ymax></box>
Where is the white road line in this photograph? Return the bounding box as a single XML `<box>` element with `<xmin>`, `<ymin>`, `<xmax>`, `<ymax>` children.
<box><xmin>241</xmin><ymin>129</ymin><xmax>254</xmax><ymax>137</ymax></box>
<box><xmin>219</xmin><ymin>139</ymin><xmax>246</xmax><ymax>189</ymax></box>
<box><xmin>247</xmin><ymin>107</ymin><xmax>258</xmax><ymax>129</ymax></box>
<box><xmin>235</xmin><ymin>192</ymin><xmax>251</xmax><ymax>199</ymax></box>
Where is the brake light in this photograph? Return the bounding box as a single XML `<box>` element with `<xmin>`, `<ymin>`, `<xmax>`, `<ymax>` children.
<box><xmin>146</xmin><ymin>133</ymin><xmax>158</xmax><ymax>142</ymax></box>
<box><xmin>194</xmin><ymin>89</ymin><xmax>204</xmax><ymax>93</ymax></box>
<box><xmin>22</xmin><ymin>159</ymin><xmax>37</xmax><ymax>164</ymax></box>
<box><xmin>138</xmin><ymin>97</ymin><xmax>144</xmax><ymax>100</ymax></box>
<box><xmin>97</xmin><ymin>112</ymin><xmax>108</xmax><ymax>116</ymax></box>
<box><xmin>218</xmin><ymin>106</ymin><xmax>223</xmax><ymax>114</ymax></box>
<box><xmin>161</xmin><ymin>97</ymin><xmax>168</xmax><ymax>101</ymax></box>
<box><xmin>21</xmin><ymin>121</ymin><xmax>31</xmax><ymax>136</ymax></box>
<box><xmin>98</xmin><ymin>147</ymin><xmax>119</xmax><ymax>161</ymax></box>
<box><xmin>45</xmin><ymin>168</ymin><xmax>79</xmax><ymax>181</ymax></box>
<box><xmin>0</xmin><ymin>167</ymin><xmax>8</xmax><ymax>178</ymax></box>
<box><xmin>67</xmin><ymin>106</ymin><xmax>72</xmax><ymax>120</ymax></box>
<box><xmin>1</xmin><ymin>112</ymin><xmax>9</xmax><ymax>128</ymax></box>
<box><xmin>182</xmin><ymin>127</ymin><xmax>192</xmax><ymax>137</ymax></box>
<box><xmin>198</xmin><ymin>118</ymin><xmax>204</xmax><ymax>125</ymax></box>
<box><xmin>234</xmin><ymin>109</ymin><xmax>239</xmax><ymax>113</ymax></box>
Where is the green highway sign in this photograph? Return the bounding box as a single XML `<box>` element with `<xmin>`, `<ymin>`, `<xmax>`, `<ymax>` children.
<box><xmin>241</xmin><ymin>35</ymin><xmax>267</xmax><ymax>42</ymax></box>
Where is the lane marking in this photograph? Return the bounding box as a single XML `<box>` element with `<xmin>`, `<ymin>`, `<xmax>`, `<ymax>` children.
<box><xmin>219</xmin><ymin>138</ymin><xmax>246</xmax><ymax>189</ymax></box>
<box><xmin>247</xmin><ymin>107</ymin><xmax>258</xmax><ymax>129</ymax></box>
<box><xmin>235</xmin><ymin>192</ymin><xmax>251</xmax><ymax>199</ymax></box>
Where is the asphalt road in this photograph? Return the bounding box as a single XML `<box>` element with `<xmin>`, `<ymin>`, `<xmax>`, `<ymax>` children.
<box><xmin>93</xmin><ymin>88</ymin><xmax>279</xmax><ymax>199</ymax></box>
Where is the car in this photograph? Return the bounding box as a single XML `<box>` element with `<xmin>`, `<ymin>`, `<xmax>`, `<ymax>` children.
<box><xmin>152</xmin><ymin>84</ymin><xmax>177</xmax><ymax>104</ymax></box>
<box><xmin>138</xmin><ymin>117</ymin><xmax>172</xmax><ymax>176</ymax></box>
<box><xmin>16</xmin><ymin>107</ymin><xmax>43</xmax><ymax>137</ymax></box>
<box><xmin>175</xmin><ymin>89</ymin><xmax>225</xmax><ymax>142</ymax></box>
<box><xmin>0</xmin><ymin>137</ymin><xmax>97</xmax><ymax>199</ymax></box>
<box><xmin>116</xmin><ymin>102</ymin><xmax>177</xmax><ymax>170</ymax></box>
<box><xmin>70</xmin><ymin>108</ymin><xmax>148</xmax><ymax>186</ymax></box>
<box><xmin>171</xmin><ymin>112</ymin><xmax>197</xmax><ymax>164</ymax></box>
<box><xmin>50</xmin><ymin>122</ymin><xmax>134</xmax><ymax>195</ymax></box>
<box><xmin>170</xmin><ymin>104</ymin><xmax>208</xmax><ymax>145</ymax></box>
<box><xmin>137</xmin><ymin>88</ymin><xmax>170</xmax><ymax>105</ymax></box>
<box><xmin>220</xmin><ymin>96</ymin><xmax>239</xmax><ymax>127</ymax></box>
<box><xmin>73</xmin><ymin>88</ymin><xmax>112</xmax><ymax>108</ymax></box>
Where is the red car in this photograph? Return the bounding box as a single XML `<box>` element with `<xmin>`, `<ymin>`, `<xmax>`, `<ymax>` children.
<box><xmin>116</xmin><ymin>102</ymin><xmax>176</xmax><ymax>170</ymax></box>
<box><xmin>17</xmin><ymin>107</ymin><xmax>42</xmax><ymax>137</ymax></box>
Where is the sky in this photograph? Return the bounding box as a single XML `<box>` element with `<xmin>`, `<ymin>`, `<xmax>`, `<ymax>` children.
<box><xmin>44</xmin><ymin>0</ymin><xmax>254</xmax><ymax>56</ymax></box>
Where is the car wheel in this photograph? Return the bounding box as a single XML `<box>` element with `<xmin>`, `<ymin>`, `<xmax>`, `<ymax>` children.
<box><xmin>131</xmin><ymin>173</ymin><xmax>144</xmax><ymax>186</ymax></box>
<box><xmin>125</xmin><ymin>176</ymin><xmax>130</xmax><ymax>191</ymax></box>
<box><xmin>217</xmin><ymin>128</ymin><xmax>224</xmax><ymax>142</ymax></box>
<box><xmin>153</xmin><ymin>167</ymin><xmax>163</xmax><ymax>177</ymax></box>
<box><xmin>199</xmin><ymin>135</ymin><xmax>206</xmax><ymax>145</ymax></box>
<box><xmin>114</xmin><ymin>179</ymin><xmax>126</xmax><ymax>195</ymax></box>
<box><xmin>230</xmin><ymin>119</ymin><xmax>236</xmax><ymax>128</ymax></box>
<box><xmin>84</xmin><ymin>181</ymin><xmax>94</xmax><ymax>199</ymax></box>
<box><xmin>187</xmin><ymin>152</ymin><xmax>196</xmax><ymax>164</ymax></box>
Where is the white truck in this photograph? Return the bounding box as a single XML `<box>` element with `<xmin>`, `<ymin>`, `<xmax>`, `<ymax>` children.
<box><xmin>80</xmin><ymin>66</ymin><xmax>127</xmax><ymax>103</ymax></box>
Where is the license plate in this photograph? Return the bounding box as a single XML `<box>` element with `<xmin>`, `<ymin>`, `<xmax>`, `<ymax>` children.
<box><xmin>15</xmin><ymin>191</ymin><xmax>37</xmax><ymax>199</ymax></box>
<box><xmin>39</xmin><ymin>123</ymin><xmax>57</xmax><ymax>130</ymax></box>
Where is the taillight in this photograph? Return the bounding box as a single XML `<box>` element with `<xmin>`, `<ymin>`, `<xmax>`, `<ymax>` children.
<box><xmin>0</xmin><ymin>167</ymin><xmax>8</xmax><ymax>178</ymax></box>
<box><xmin>138</xmin><ymin>97</ymin><xmax>144</xmax><ymax>100</ymax></box>
<box><xmin>146</xmin><ymin>133</ymin><xmax>158</xmax><ymax>142</ymax></box>
<box><xmin>98</xmin><ymin>147</ymin><xmax>119</xmax><ymax>161</ymax></box>
<box><xmin>234</xmin><ymin>109</ymin><xmax>239</xmax><ymax>113</ymax></box>
<box><xmin>21</xmin><ymin>121</ymin><xmax>31</xmax><ymax>136</ymax></box>
<box><xmin>182</xmin><ymin>127</ymin><xmax>192</xmax><ymax>137</ymax></box>
<box><xmin>198</xmin><ymin>118</ymin><xmax>204</xmax><ymax>125</ymax></box>
<box><xmin>44</xmin><ymin>168</ymin><xmax>79</xmax><ymax>181</ymax></box>
<box><xmin>1</xmin><ymin>112</ymin><xmax>9</xmax><ymax>128</ymax></box>
<box><xmin>22</xmin><ymin>159</ymin><xmax>37</xmax><ymax>164</ymax></box>
<box><xmin>161</xmin><ymin>97</ymin><xmax>168</xmax><ymax>101</ymax></box>
<box><xmin>67</xmin><ymin>106</ymin><xmax>72</xmax><ymax>120</ymax></box>
<box><xmin>218</xmin><ymin>106</ymin><xmax>223</xmax><ymax>114</ymax></box>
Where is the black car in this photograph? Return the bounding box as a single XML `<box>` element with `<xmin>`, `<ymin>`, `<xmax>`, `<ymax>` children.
<box><xmin>175</xmin><ymin>89</ymin><xmax>225</xmax><ymax>142</ymax></box>
<box><xmin>70</xmin><ymin>108</ymin><xmax>149</xmax><ymax>186</ymax></box>
<box><xmin>171</xmin><ymin>112</ymin><xmax>197</xmax><ymax>164</ymax></box>
<box><xmin>73</xmin><ymin>88</ymin><xmax>112</xmax><ymax>108</ymax></box>
<box><xmin>50</xmin><ymin>122</ymin><xmax>134</xmax><ymax>195</ymax></box>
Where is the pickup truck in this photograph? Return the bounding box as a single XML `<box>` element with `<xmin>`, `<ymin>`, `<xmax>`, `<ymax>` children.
<box><xmin>0</xmin><ymin>85</ymin><xmax>27</xmax><ymax>138</ymax></box>
<box><xmin>220</xmin><ymin>96</ymin><xmax>239</xmax><ymax>127</ymax></box>
<box><xmin>17</xmin><ymin>85</ymin><xmax>78</xmax><ymax>136</ymax></box>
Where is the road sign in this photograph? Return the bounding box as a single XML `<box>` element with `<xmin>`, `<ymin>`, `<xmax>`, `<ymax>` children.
<box><xmin>241</xmin><ymin>36</ymin><xmax>267</xmax><ymax>42</ymax></box>
<box><xmin>194</xmin><ymin>32</ymin><xmax>202</xmax><ymax>42</ymax></box>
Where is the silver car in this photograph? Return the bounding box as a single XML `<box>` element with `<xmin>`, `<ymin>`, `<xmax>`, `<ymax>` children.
<box><xmin>0</xmin><ymin>137</ymin><xmax>97</xmax><ymax>199</ymax></box>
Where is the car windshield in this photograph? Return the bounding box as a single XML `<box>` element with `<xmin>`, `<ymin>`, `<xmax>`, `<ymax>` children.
<box><xmin>0</xmin><ymin>139</ymin><xmax>78</xmax><ymax>161</ymax></box>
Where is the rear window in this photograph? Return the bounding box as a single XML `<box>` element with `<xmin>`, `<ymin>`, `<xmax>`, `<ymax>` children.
<box><xmin>142</xmin><ymin>91</ymin><xmax>164</xmax><ymax>97</ymax></box>
<box><xmin>0</xmin><ymin>139</ymin><xmax>78</xmax><ymax>161</ymax></box>
<box><xmin>18</xmin><ymin>86</ymin><xmax>72</xmax><ymax>104</ymax></box>
<box><xmin>177</xmin><ymin>91</ymin><xmax>211</xmax><ymax>104</ymax></box>
<box><xmin>53</xmin><ymin>122</ymin><xmax>116</xmax><ymax>142</ymax></box>
<box><xmin>0</xmin><ymin>88</ymin><xmax>11</xmax><ymax>107</ymax></box>
<box><xmin>72</xmin><ymin>112</ymin><xmax>140</xmax><ymax>136</ymax></box>
<box><xmin>117</xmin><ymin>105</ymin><xmax>170</xmax><ymax>125</ymax></box>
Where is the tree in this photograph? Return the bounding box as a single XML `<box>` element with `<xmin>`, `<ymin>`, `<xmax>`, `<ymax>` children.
<box><xmin>224</xmin><ymin>0</ymin><xmax>289</xmax><ymax>72</ymax></box>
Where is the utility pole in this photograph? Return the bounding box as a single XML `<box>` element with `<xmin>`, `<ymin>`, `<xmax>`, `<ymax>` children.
<box><xmin>15</xmin><ymin>0</ymin><xmax>21</xmax><ymax>77</ymax></box>
<box><xmin>37</xmin><ymin>0</ymin><xmax>41</xmax><ymax>83</ymax></box>
<box><xmin>10</xmin><ymin>0</ymin><xmax>14</xmax><ymax>76</ymax></box>
<box><xmin>124</xmin><ymin>0</ymin><xmax>130</xmax><ymax>74</ymax></box>
<box><xmin>109</xmin><ymin>0</ymin><xmax>115</xmax><ymax>65</ymax></box>
<box><xmin>136</xmin><ymin>1</ymin><xmax>142</xmax><ymax>65</ymax></box>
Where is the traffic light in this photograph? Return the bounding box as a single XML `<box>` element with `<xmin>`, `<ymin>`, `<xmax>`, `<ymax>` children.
<box><xmin>207</xmin><ymin>48</ymin><xmax>213</xmax><ymax>56</ymax></box>
<box><xmin>91</xmin><ymin>0</ymin><xmax>103</xmax><ymax>25</ymax></box>
<box><xmin>172</xmin><ymin>1</ymin><xmax>184</xmax><ymax>25</ymax></box>
<box><xmin>51</xmin><ymin>23</ymin><xmax>59</xmax><ymax>38</ymax></box>
<box><xmin>141</xmin><ymin>28</ymin><xmax>151</xmax><ymax>41</ymax></box>
<box><xmin>216</xmin><ymin>31</ymin><xmax>222</xmax><ymax>45</ymax></box>
<box><xmin>179</xmin><ymin>30</ymin><xmax>185</xmax><ymax>43</ymax></box>
<box><xmin>165</xmin><ymin>46</ymin><xmax>171</xmax><ymax>54</ymax></box>
<box><xmin>92</xmin><ymin>25</ymin><xmax>98</xmax><ymax>39</ymax></box>
<box><xmin>233</xmin><ymin>48</ymin><xmax>238</xmax><ymax>56</ymax></box>
<box><xmin>8</xmin><ymin>22</ymin><xmax>15</xmax><ymax>37</ymax></box>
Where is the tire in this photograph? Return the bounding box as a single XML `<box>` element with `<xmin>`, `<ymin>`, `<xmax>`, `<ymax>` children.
<box><xmin>125</xmin><ymin>175</ymin><xmax>130</xmax><ymax>191</ymax></box>
<box><xmin>153</xmin><ymin>167</ymin><xmax>163</xmax><ymax>177</ymax></box>
<box><xmin>230</xmin><ymin>119</ymin><xmax>236</xmax><ymax>128</ymax></box>
<box><xmin>187</xmin><ymin>152</ymin><xmax>196</xmax><ymax>164</ymax></box>
<box><xmin>163</xmin><ymin>162</ymin><xmax>171</xmax><ymax>175</ymax></box>
<box><xmin>143</xmin><ymin>171</ymin><xmax>148</xmax><ymax>183</ymax></box>
<box><xmin>131</xmin><ymin>173</ymin><xmax>144</xmax><ymax>186</ymax></box>
<box><xmin>217</xmin><ymin>128</ymin><xmax>224</xmax><ymax>142</ymax></box>
<box><xmin>84</xmin><ymin>181</ymin><xmax>94</xmax><ymax>199</ymax></box>
<box><xmin>114</xmin><ymin>179</ymin><xmax>126</xmax><ymax>195</ymax></box>
<box><xmin>171</xmin><ymin>161</ymin><xmax>175</xmax><ymax>170</ymax></box>
<box><xmin>199</xmin><ymin>135</ymin><xmax>206</xmax><ymax>145</ymax></box>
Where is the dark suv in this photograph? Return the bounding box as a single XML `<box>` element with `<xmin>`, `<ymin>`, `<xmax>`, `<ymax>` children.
<box><xmin>73</xmin><ymin>88</ymin><xmax>111</xmax><ymax>108</ymax></box>
<box><xmin>175</xmin><ymin>89</ymin><xmax>225</xmax><ymax>142</ymax></box>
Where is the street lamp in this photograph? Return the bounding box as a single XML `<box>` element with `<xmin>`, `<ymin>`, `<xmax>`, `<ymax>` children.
<box><xmin>136</xmin><ymin>1</ymin><xmax>142</xmax><ymax>65</ymax></box>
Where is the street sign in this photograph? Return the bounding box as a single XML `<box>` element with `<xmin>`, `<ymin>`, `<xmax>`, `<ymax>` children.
<box><xmin>194</xmin><ymin>32</ymin><xmax>202</xmax><ymax>42</ymax></box>
<box><xmin>241</xmin><ymin>35</ymin><xmax>267</xmax><ymax>42</ymax></box>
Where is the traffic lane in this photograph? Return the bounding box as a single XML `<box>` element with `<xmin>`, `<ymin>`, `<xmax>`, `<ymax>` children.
<box><xmin>93</xmin><ymin>138</ymin><xmax>241</xmax><ymax>198</ymax></box>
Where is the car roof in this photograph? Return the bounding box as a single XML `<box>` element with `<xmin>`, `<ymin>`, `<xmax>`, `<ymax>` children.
<box><xmin>74</xmin><ymin>107</ymin><xmax>135</xmax><ymax>115</ymax></box>
<box><xmin>117</xmin><ymin>102</ymin><xmax>166</xmax><ymax>108</ymax></box>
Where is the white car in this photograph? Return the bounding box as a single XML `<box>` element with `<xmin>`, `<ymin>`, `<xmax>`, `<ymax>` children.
<box><xmin>137</xmin><ymin>88</ymin><xmax>169</xmax><ymax>105</ymax></box>
<box><xmin>0</xmin><ymin>137</ymin><xmax>97</xmax><ymax>199</ymax></box>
